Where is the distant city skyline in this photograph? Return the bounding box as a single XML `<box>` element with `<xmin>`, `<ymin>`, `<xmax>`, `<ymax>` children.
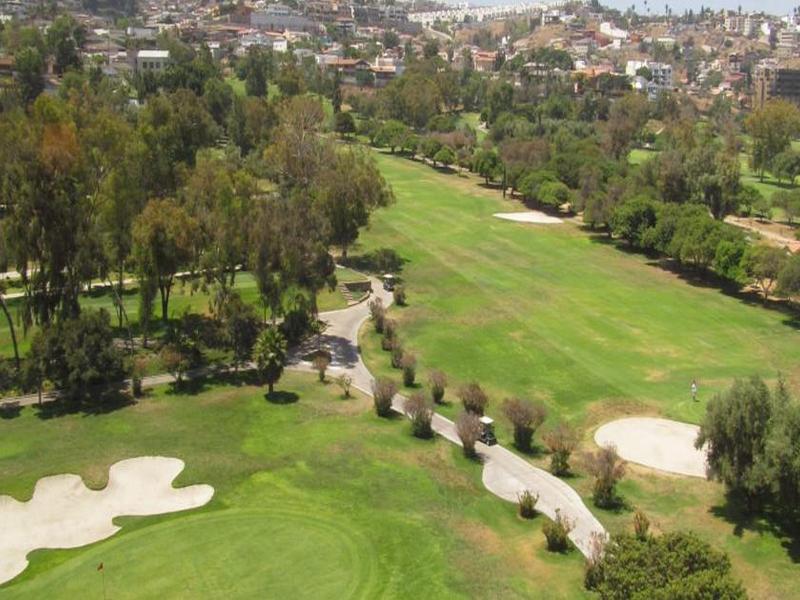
<box><xmin>468</xmin><ymin>0</ymin><xmax>797</xmax><ymax>17</ymax></box>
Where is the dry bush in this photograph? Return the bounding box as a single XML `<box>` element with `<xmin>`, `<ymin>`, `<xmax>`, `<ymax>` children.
<box><xmin>458</xmin><ymin>382</ymin><xmax>488</xmax><ymax>416</ymax></box>
<box><xmin>401</xmin><ymin>351</ymin><xmax>416</xmax><ymax>386</ymax></box>
<box><xmin>428</xmin><ymin>369</ymin><xmax>447</xmax><ymax>404</ymax></box>
<box><xmin>312</xmin><ymin>354</ymin><xmax>330</xmax><ymax>382</ymax></box>
<box><xmin>369</xmin><ymin>298</ymin><xmax>385</xmax><ymax>333</ymax></box>
<box><xmin>381</xmin><ymin>319</ymin><xmax>397</xmax><ymax>351</ymax></box>
<box><xmin>390</xmin><ymin>341</ymin><xmax>404</xmax><ymax>368</ymax></box>
<box><xmin>336</xmin><ymin>373</ymin><xmax>352</xmax><ymax>398</ymax></box>
<box><xmin>393</xmin><ymin>285</ymin><xmax>406</xmax><ymax>306</ymax></box>
<box><xmin>633</xmin><ymin>509</ymin><xmax>650</xmax><ymax>541</ymax></box>
<box><xmin>132</xmin><ymin>357</ymin><xmax>147</xmax><ymax>398</ymax></box>
<box><xmin>542</xmin><ymin>509</ymin><xmax>574</xmax><ymax>553</ymax></box>
<box><xmin>405</xmin><ymin>392</ymin><xmax>433</xmax><ymax>438</ymax></box>
<box><xmin>456</xmin><ymin>411</ymin><xmax>482</xmax><ymax>458</ymax></box>
<box><xmin>517</xmin><ymin>489</ymin><xmax>539</xmax><ymax>519</ymax></box>
<box><xmin>583</xmin><ymin>445</ymin><xmax>626</xmax><ymax>509</ymax></box>
<box><xmin>371</xmin><ymin>377</ymin><xmax>397</xmax><ymax>417</ymax></box>
<box><xmin>502</xmin><ymin>397</ymin><xmax>547</xmax><ymax>452</ymax></box>
<box><xmin>543</xmin><ymin>423</ymin><xmax>578</xmax><ymax>476</ymax></box>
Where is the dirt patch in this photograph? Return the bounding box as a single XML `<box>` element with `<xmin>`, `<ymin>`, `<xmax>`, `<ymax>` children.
<box><xmin>494</xmin><ymin>212</ymin><xmax>563</xmax><ymax>225</ymax></box>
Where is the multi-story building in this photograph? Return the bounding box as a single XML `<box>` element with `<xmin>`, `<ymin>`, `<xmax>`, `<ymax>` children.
<box><xmin>132</xmin><ymin>49</ymin><xmax>170</xmax><ymax>74</ymax></box>
<box><xmin>753</xmin><ymin>60</ymin><xmax>800</xmax><ymax>107</ymax></box>
<box><xmin>778</xmin><ymin>29</ymin><xmax>798</xmax><ymax>58</ymax></box>
<box><xmin>725</xmin><ymin>14</ymin><xmax>758</xmax><ymax>35</ymax></box>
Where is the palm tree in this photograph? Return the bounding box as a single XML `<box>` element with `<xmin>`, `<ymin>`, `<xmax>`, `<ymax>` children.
<box><xmin>254</xmin><ymin>327</ymin><xmax>287</xmax><ymax>395</ymax></box>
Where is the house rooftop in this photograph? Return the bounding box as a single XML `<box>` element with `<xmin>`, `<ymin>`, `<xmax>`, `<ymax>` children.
<box><xmin>137</xmin><ymin>49</ymin><xmax>170</xmax><ymax>59</ymax></box>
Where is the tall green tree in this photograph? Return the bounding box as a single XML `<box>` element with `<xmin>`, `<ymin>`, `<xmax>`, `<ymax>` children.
<box><xmin>316</xmin><ymin>148</ymin><xmax>393</xmax><ymax>259</ymax></box>
<box><xmin>14</xmin><ymin>46</ymin><xmax>44</xmax><ymax>104</ymax></box>
<box><xmin>46</xmin><ymin>15</ymin><xmax>83</xmax><ymax>75</ymax></box>
<box><xmin>745</xmin><ymin>99</ymin><xmax>800</xmax><ymax>181</ymax></box>
<box><xmin>132</xmin><ymin>198</ymin><xmax>198</xmax><ymax>322</ymax></box>
<box><xmin>695</xmin><ymin>376</ymin><xmax>775</xmax><ymax>507</ymax></box>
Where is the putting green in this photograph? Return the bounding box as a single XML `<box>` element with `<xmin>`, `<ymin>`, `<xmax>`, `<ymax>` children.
<box><xmin>5</xmin><ymin>509</ymin><xmax>378</xmax><ymax>599</ymax></box>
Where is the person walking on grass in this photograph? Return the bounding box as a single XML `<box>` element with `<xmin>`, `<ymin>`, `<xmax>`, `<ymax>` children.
<box><xmin>691</xmin><ymin>379</ymin><xmax>698</xmax><ymax>402</ymax></box>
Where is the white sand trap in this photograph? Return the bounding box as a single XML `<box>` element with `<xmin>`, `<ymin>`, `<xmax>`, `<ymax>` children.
<box><xmin>0</xmin><ymin>456</ymin><xmax>214</xmax><ymax>584</ymax></box>
<box><xmin>594</xmin><ymin>417</ymin><xmax>708</xmax><ymax>478</ymax></box>
<box><xmin>493</xmin><ymin>211</ymin><xmax>563</xmax><ymax>224</ymax></box>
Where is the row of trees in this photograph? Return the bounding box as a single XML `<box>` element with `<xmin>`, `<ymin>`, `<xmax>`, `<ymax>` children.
<box><xmin>608</xmin><ymin>197</ymin><xmax>800</xmax><ymax>300</ymax></box>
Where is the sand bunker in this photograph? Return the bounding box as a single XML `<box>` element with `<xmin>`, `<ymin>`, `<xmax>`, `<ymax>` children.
<box><xmin>493</xmin><ymin>211</ymin><xmax>563</xmax><ymax>224</ymax></box>
<box><xmin>0</xmin><ymin>456</ymin><xmax>214</xmax><ymax>584</ymax></box>
<box><xmin>594</xmin><ymin>417</ymin><xmax>708</xmax><ymax>478</ymax></box>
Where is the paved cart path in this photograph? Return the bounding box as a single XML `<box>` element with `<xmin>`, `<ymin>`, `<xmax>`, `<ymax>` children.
<box><xmin>0</xmin><ymin>270</ymin><xmax>608</xmax><ymax>556</ymax></box>
<box><xmin>287</xmin><ymin>277</ymin><xmax>607</xmax><ymax>557</ymax></box>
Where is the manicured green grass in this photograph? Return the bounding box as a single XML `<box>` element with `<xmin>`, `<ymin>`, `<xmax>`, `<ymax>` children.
<box><xmin>361</xmin><ymin>153</ymin><xmax>800</xmax><ymax>426</ymax></box>
<box><xmin>0</xmin><ymin>372</ymin><xmax>586</xmax><ymax>598</ymax></box>
<box><xmin>457</xmin><ymin>112</ymin><xmax>486</xmax><ymax>143</ymax></box>
<box><xmin>357</xmin><ymin>153</ymin><xmax>800</xmax><ymax>599</ymax></box>
<box><xmin>627</xmin><ymin>148</ymin><xmax>658</xmax><ymax>165</ymax></box>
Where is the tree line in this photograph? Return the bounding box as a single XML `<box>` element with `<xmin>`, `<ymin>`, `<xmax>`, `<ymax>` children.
<box><xmin>0</xmin><ymin>39</ymin><xmax>392</xmax><ymax>399</ymax></box>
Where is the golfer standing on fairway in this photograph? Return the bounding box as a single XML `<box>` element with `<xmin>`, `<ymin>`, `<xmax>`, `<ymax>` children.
<box><xmin>691</xmin><ymin>379</ymin><xmax>698</xmax><ymax>402</ymax></box>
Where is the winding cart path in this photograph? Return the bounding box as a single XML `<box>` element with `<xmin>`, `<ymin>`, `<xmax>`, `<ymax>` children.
<box><xmin>287</xmin><ymin>276</ymin><xmax>607</xmax><ymax>557</ymax></box>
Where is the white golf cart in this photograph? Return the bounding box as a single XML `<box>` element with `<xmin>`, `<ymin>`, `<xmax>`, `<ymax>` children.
<box><xmin>479</xmin><ymin>416</ymin><xmax>498</xmax><ymax>446</ymax></box>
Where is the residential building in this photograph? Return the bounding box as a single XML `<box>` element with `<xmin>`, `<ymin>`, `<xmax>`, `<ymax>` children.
<box><xmin>473</xmin><ymin>51</ymin><xmax>497</xmax><ymax>72</ymax></box>
<box><xmin>541</xmin><ymin>9</ymin><xmax>560</xmax><ymax>26</ymax></box>
<box><xmin>126</xmin><ymin>26</ymin><xmax>157</xmax><ymax>40</ymax></box>
<box><xmin>778</xmin><ymin>29</ymin><xmax>798</xmax><ymax>58</ymax></box>
<box><xmin>251</xmin><ymin>11</ymin><xmax>320</xmax><ymax>34</ymax></box>
<box><xmin>753</xmin><ymin>60</ymin><xmax>800</xmax><ymax>108</ymax></box>
<box><xmin>133</xmin><ymin>49</ymin><xmax>170</xmax><ymax>74</ymax></box>
<box><xmin>321</xmin><ymin>57</ymin><xmax>370</xmax><ymax>85</ymax></box>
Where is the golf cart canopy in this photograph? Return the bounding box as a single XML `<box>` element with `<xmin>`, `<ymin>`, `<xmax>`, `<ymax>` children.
<box><xmin>382</xmin><ymin>274</ymin><xmax>395</xmax><ymax>280</ymax></box>
<box><xmin>479</xmin><ymin>416</ymin><xmax>494</xmax><ymax>426</ymax></box>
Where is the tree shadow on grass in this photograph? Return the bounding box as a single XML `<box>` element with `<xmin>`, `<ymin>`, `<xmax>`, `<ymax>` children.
<box><xmin>710</xmin><ymin>493</ymin><xmax>800</xmax><ymax>562</ymax></box>
<box><xmin>0</xmin><ymin>401</ymin><xmax>21</xmax><ymax>419</ymax></box>
<box><xmin>266</xmin><ymin>390</ymin><xmax>299</xmax><ymax>404</ymax></box>
<box><xmin>34</xmin><ymin>387</ymin><xmax>134</xmax><ymax>420</ymax></box>
<box><xmin>341</xmin><ymin>248</ymin><xmax>409</xmax><ymax>276</ymax></box>
<box><xmin>588</xmin><ymin>235</ymin><xmax>800</xmax><ymax>330</ymax></box>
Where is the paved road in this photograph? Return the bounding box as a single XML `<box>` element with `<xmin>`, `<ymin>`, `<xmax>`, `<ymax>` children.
<box><xmin>287</xmin><ymin>277</ymin><xmax>608</xmax><ymax>557</ymax></box>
